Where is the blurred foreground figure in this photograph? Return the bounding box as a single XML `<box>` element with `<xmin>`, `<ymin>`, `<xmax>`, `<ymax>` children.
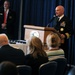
<box><xmin>0</xmin><ymin>61</ymin><xmax>18</xmax><ymax>75</ymax></box>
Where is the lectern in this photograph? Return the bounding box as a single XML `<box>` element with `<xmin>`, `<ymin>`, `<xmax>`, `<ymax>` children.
<box><xmin>24</xmin><ymin>25</ymin><xmax>61</xmax><ymax>44</ymax></box>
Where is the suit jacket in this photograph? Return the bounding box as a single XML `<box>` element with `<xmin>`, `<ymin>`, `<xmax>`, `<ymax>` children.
<box><xmin>0</xmin><ymin>45</ymin><xmax>25</xmax><ymax>65</ymax></box>
<box><xmin>54</xmin><ymin>15</ymin><xmax>73</xmax><ymax>39</ymax></box>
<box><xmin>53</xmin><ymin>16</ymin><xmax>74</xmax><ymax>58</ymax></box>
<box><xmin>25</xmin><ymin>54</ymin><xmax>48</xmax><ymax>75</ymax></box>
<box><xmin>0</xmin><ymin>7</ymin><xmax>16</xmax><ymax>39</ymax></box>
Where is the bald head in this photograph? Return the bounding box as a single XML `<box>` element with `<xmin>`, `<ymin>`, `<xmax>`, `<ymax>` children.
<box><xmin>55</xmin><ymin>5</ymin><xmax>64</xmax><ymax>17</ymax></box>
<box><xmin>0</xmin><ymin>34</ymin><xmax>9</xmax><ymax>46</ymax></box>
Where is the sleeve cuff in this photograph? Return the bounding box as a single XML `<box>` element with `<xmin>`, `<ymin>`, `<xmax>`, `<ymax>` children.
<box><xmin>65</xmin><ymin>33</ymin><xmax>70</xmax><ymax>39</ymax></box>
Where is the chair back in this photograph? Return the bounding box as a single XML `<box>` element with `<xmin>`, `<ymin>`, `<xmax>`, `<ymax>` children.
<box><xmin>53</xmin><ymin>58</ymin><xmax>67</xmax><ymax>75</ymax></box>
<box><xmin>68</xmin><ymin>66</ymin><xmax>75</xmax><ymax>75</ymax></box>
<box><xmin>17</xmin><ymin>65</ymin><xmax>32</xmax><ymax>75</ymax></box>
<box><xmin>39</xmin><ymin>61</ymin><xmax>57</xmax><ymax>75</ymax></box>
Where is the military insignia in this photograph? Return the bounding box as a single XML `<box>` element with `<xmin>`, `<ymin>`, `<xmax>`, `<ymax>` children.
<box><xmin>60</xmin><ymin>28</ymin><xmax>64</xmax><ymax>31</ymax></box>
<box><xmin>9</xmin><ymin>16</ymin><xmax>12</xmax><ymax>19</ymax></box>
<box><xmin>60</xmin><ymin>21</ymin><xmax>65</xmax><ymax>27</ymax></box>
<box><xmin>0</xmin><ymin>13</ymin><xmax>3</xmax><ymax>15</ymax></box>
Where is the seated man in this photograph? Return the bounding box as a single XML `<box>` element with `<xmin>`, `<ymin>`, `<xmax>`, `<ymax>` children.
<box><xmin>46</xmin><ymin>31</ymin><xmax>65</xmax><ymax>61</ymax></box>
<box><xmin>0</xmin><ymin>34</ymin><xmax>25</xmax><ymax>65</ymax></box>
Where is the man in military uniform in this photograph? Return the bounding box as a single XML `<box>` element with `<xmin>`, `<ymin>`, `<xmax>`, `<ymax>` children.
<box><xmin>54</xmin><ymin>5</ymin><xmax>73</xmax><ymax>60</ymax></box>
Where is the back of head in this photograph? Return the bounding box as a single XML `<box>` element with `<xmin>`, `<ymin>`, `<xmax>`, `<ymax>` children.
<box><xmin>29</xmin><ymin>36</ymin><xmax>43</xmax><ymax>51</ymax></box>
<box><xmin>0</xmin><ymin>61</ymin><xmax>18</xmax><ymax>75</ymax></box>
<box><xmin>0</xmin><ymin>34</ymin><xmax>9</xmax><ymax>46</ymax></box>
<box><xmin>28</xmin><ymin>36</ymin><xmax>47</xmax><ymax>58</ymax></box>
<box><xmin>46</xmin><ymin>32</ymin><xmax>61</xmax><ymax>48</ymax></box>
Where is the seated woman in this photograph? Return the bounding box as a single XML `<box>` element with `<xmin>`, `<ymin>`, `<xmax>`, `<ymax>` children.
<box><xmin>25</xmin><ymin>36</ymin><xmax>48</xmax><ymax>75</ymax></box>
<box><xmin>46</xmin><ymin>31</ymin><xmax>65</xmax><ymax>61</ymax></box>
<box><xmin>0</xmin><ymin>61</ymin><xmax>18</xmax><ymax>75</ymax></box>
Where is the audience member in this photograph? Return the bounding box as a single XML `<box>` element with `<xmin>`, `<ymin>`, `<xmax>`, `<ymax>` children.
<box><xmin>46</xmin><ymin>31</ymin><xmax>65</xmax><ymax>61</ymax></box>
<box><xmin>25</xmin><ymin>36</ymin><xmax>48</xmax><ymax>75</ymax></box>
<box><xmin>0</xmin><ymin>61</ymin><xmax>18</xmax><ymax>75</ymax></box>
<box><xmin>0</xmin><ymin>0</ymin><xmax>16</xmax><ymax>39</ymax></box>
<box><xmin>0</xmin><ymin>34</ymin><xmax>25</xmax><ymax>65</ymax></box>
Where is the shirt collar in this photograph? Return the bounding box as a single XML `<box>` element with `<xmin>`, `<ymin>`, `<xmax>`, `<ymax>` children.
<box><xmin>4</xmin><ymin>9</ymin><xmax>9</xmax><ymax>14</ymax></box>
<box><xmin>58</xmin><ymin>14</ymin><xmax>64</xmax><ymax>21</ymax></box>
<box><xmin>0</xmin><ymin>46</ymin><xmax>2</xmax><ymax>48</ymax></box>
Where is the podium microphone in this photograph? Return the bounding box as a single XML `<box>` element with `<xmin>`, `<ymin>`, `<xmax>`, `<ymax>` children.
<box><xmin>47</xmin><ymin>15</ymin><xmax>56</xmax><ymax>27</ymax></box>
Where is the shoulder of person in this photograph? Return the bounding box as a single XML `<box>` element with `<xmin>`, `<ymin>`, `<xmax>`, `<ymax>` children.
<box><xmin>46</xmin><ymin>49</ymin><xmax>64</xmax><ymax>56</ymax></box>
<box><xmin>9</xmin><ymin>45</ymin><xmax>23</xmax><ymax>52</ymax></box>
<box><xmin>9</xmin><ymin>9</ymin><xmax>16</xmax><ymax>14</ymax></box>
<box><xmin>25</xmin><ymin>54</ymin><xmax>33</xmax><ymax>59</ymax></box>
<box><xmin>63</xmin><ymin>15</ymin><xmax>71</xmax><ymax>21</ymax></box>
<box><xmin>16</xmin><ymin>48</ymin><xmax>24</xmax><ymax>53</ymax></box>
<box><xmin>25</xmin><ymin>54</ymin><xmax>32</xmax><ymax>57</ymax></box>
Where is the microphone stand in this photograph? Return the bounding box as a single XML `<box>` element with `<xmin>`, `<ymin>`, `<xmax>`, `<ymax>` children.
<box><xmin>46</xmin><ymin>23</ymin><xmax>51</xmax><ymax>27</ymax></box>
<box><xmin>46</xmin><ymin>15</ymin><xmax>56</xmax><ymax>27</ymax></box>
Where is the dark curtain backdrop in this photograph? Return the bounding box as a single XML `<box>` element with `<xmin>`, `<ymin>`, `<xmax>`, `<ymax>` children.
<box><xmin>4</xmin><ymin>0</ymin><xmax>75</xmax><ymax>65</ymax></box>
<box><xmin>0</xmin><ymin>0</ymin><xmax>5</xmax><ymax>7</ymax></box>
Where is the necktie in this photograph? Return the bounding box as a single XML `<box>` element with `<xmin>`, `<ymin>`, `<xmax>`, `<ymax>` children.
<box><xmin>56</xmin><ymin>17</ymin><xmax>60</xmax><ymax>25</ymax></box>
<box><xmin>4</xmin><ymin>11</ymin><xmax>7</xmax><ymax>24</ymax></box>
<box><xmin>57</xmin><ymin>17</ymin><xmax>60</xmax><ymax>22</ymax></box>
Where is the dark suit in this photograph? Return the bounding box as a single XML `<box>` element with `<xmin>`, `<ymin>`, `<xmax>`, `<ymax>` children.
<box><xmin>0</xmin><ymin>45</ymin><xmax>25</xmax><ymax>65</ymax></box>
<box><xmin>25</xmin><ymin>54</ymin><xmax>48</xmax><ymax>75</ymax></box>
<box><xmin>54</xmin><ymin>15</ymin><xmax>73</xmax><ymax>60</ymax></box>
<box><xmin>0</xmin><ymin>7</ymin><xmax>16</xmax><ymax>39</ymax></box>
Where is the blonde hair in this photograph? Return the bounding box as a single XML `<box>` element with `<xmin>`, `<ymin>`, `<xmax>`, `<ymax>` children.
<box><xmin>0</xmin><ymin>34</ymin><xmax>9</xmax><ymax>46</ymax></box>
<box><xmin>28</xmin><ymin>36</ymin><xmax>47</xmax><ymax>58</ymax></box>
<box><xmin>46</xmin><ymin>32</ymin><xmax>61</xmax><ymax>48</ymax></box>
